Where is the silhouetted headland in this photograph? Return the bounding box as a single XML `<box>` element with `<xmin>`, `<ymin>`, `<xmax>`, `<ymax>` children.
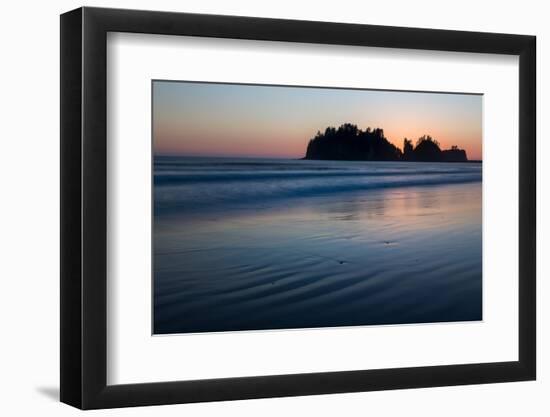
<box><xmin>304</xmin><ymin>123</ymin><xmax>472</xmax><ymax>162</ymax></box>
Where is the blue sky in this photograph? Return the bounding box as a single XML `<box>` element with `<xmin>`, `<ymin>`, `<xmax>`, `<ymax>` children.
<box><xmin>153</xmin><ymin>81</ymin><xmax>482</xmax><ymax>160</ymax></box>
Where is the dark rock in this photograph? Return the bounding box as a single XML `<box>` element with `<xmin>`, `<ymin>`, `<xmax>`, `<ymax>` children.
<box><xmin>304</xmin><ymin>125</ymin><xmax>468</xmax><ymax>162</ymax></box>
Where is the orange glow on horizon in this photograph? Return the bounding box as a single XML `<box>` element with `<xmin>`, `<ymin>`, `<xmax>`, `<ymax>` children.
<box><xmin>153</xmin><ymin>81</ymin><xmax>483</xmax><ymax>161</ymax></box>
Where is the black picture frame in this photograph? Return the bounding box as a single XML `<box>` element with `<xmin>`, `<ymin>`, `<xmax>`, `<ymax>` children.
<box><xmin>60</xmin><ymin>6</ymin><xmax>536</xmax><ymax>410</ymax></box>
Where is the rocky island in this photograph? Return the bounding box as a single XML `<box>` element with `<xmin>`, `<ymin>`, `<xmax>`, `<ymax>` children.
<box><xmin>304</xmin><ymin>123</ymin><xmax>469</xmax><ymax>162</ymax></box>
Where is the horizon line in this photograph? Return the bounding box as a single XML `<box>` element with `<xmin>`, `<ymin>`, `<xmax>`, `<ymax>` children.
<box><xmin>154</xmin><ymin>153</ymin><xmax>483</xmax><ymax>162</ymax></box>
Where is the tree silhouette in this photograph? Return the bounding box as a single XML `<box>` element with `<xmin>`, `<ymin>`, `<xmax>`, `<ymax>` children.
<box><xmin>403</xmin><ymin>138</ymin><xmax>414</xmax><ymax>161</ymax></box>
<box><xmin>413</xmin><ymin>135</ymin><xmax>442</xmax><ymax>162</ymax></box>
<box><xmin>304</xmin><ymin>124</ymin><xmax>467</xmax><ymax>162</ymax></box>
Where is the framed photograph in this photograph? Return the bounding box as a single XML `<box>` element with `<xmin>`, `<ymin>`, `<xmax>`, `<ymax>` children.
<box><xmin>60</xmin><ymin>6</ymin><xmax>536</xmax><ymax>409</ymax></box>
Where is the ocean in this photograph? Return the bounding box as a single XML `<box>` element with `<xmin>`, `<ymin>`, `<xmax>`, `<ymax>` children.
<box><xmin>153</xmin><ymin>156</ymin><xmax>482</xmax><ymax>334</ymax></box>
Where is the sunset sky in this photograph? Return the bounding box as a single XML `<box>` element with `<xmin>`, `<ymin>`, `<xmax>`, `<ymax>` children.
<box><xmin>153</xmin><ymin>81</ymin><xmax>483</xmax><ymax>161</ymax></box>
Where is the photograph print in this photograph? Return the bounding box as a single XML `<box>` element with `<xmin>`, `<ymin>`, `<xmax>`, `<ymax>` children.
<box><xmin>152</xmin><ymin>81</ymin><xmax>482</xmax><ymax>335</ymax></box>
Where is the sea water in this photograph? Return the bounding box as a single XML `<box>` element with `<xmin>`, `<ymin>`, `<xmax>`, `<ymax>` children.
<box><xmin>153</xmin><ymin>156</ymin><xmax>482</xmax><ymax>334</ymax></box>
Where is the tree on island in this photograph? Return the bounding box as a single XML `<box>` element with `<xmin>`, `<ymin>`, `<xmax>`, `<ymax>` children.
<box><xmin>304</xmin><ymin>123</ymin><xmax>468</xmax><ymax>162</ymax></box>
<box><xmin>402</xmin><ymin>138</ymin><xmax>414</xmax><ymax>161</ymax></box>
<box><xmin>414</xmin><ymin>135</ymin><xmax>442</xmax><ymax>162</ymax></box>
<box><xmin>305</xmin><ymin>123</ymin><xmax>402</xmax><ymax>161</ymax></box>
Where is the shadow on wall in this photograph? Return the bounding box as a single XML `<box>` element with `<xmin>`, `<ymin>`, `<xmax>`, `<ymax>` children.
<box><xmin>35</xmin><ymin>386</ymin><xmax>59</xmax><ymax>401</ymax></box>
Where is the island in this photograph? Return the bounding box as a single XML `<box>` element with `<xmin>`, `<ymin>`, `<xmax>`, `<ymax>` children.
<box><xmin>304</xmin><ymin>123</ymin><xmax>469</xmax><ymax>162</ymax></box>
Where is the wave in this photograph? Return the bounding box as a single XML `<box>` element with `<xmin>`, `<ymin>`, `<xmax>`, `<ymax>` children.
<box><xmin>154</xmin><ymin>169</ymin><xmax>480</xmax><ymax>185</ymax></box>
<box><xmin>154</xmin><ymin>174</ymin><xmax>481</xmax><ymax>211</ymax></box>
<box><xmin>153</xmin><ymin>157</ymin><xmax>482</xmax><ymax>212</ymax></box>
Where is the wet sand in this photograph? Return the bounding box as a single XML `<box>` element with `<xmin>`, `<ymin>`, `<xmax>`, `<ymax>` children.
<box><xmin>153</xmin><ymin>159</ymin><xmax>482</xmax><ymax>334</ymax></box>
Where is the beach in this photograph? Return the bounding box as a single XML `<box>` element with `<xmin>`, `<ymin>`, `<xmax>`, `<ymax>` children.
<box><xmin>153</xmin><ymin>157</ymin><xmax>482</xmax><ymax>334</ymax></box>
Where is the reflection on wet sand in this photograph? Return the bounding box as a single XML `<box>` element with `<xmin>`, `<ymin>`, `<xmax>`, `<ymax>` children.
<box><xmin>154</xmin><ymin>158</ymin><xmax>482</xmax><ymax>334</ymax></box>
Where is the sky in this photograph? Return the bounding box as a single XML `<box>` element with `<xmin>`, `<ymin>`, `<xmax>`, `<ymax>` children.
<box><xmin>153</xmin><ymin>81</ymin><xmax>483</xmax><ymax>161</ymax></box>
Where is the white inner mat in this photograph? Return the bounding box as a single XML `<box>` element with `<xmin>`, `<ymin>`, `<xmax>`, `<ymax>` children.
<box><xmin>107</xmin><ymin>32</ymin><xmax>518</xmax><ymax>385</ymax></box>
